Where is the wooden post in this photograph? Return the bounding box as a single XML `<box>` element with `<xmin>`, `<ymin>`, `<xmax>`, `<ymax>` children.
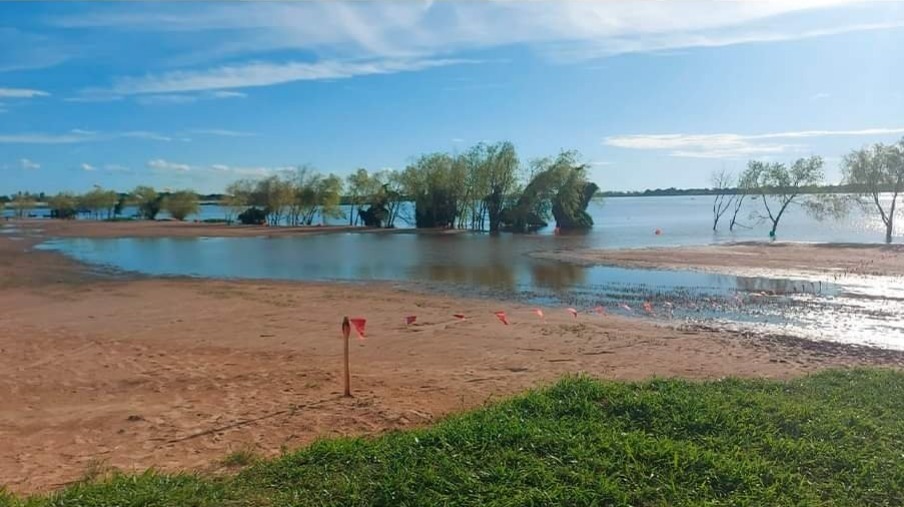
<box><xmin>341</xmin><ymin>316</ymin><xmax>351</xmax><ymax>397</ymax></box>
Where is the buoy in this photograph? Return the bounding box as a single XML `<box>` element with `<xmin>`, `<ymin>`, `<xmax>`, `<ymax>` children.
<box><xmin>654</xmin><ymin>228</ymin><xmax>662</xmax><ymax>236</ymax></box>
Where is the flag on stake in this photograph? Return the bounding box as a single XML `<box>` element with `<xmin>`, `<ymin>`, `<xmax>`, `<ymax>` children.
<box><xmin>533</xmin><ymin>308</ymin><xmax>544</xmax><ymax>318</ymax></box>
<box><xmin>494</xmin><ymin>311</ymin><xmax>509</xmax><ymax>325</ymax></box>
<box><xmin>453</xmin><ymin>313</ymin><xmax>466</xmax><ymax>320</ymax></box>
<box><xmin>594</xmin><ymin>305</ymin><xmax>606</xmax><ymax>315</ymax></box>
<box><xmin>405</xmin><ymin>315</ymin><xmax>417</xmax><ymax>325</ymax></box>
<box><xmin>567</xmin><ymin>308</ymin><xmax>578</xmax><ymax>318</ymax></box>
<box><xmin>619</xmin><ymin>303</ymin><xmax>633</xmax><ymax>312</ymax></box>
<box><xmin>349</xmin><ymin>318</ymin><xmax>367</xmax><ymax>339</ymax></box>
<box><xmin>643</xmin><ymin>302</ymin><xmax>653</xmax><ymax>314</ymax></box>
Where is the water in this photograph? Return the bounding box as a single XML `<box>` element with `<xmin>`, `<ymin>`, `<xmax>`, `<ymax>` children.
<box><xmin>38</xmin><ymin>232</ymin><xmax>904</xmax><ymax>350</ymax></box>
<box><xmin>7</xmin><ymin>193</ymin><xmax>899</xmax><ymax>246</ymax></box>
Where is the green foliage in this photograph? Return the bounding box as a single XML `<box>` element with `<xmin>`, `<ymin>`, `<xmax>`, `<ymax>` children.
<box><xmin>131</xmin><ymin>186</ymin><xmax>163</xmax><ymax>220</ymax></box>
<box><xmin>47</xmin><ymin>192</ymin><xmax>79</xmax><ymax>219</ymax></box>
<box><xmin>78</xmin><ymin>187</ymin><xmax>119</xmax><ymax>220</ymax></box>
<box><xmin>163</xmin><ymin>190</ymin><xmax>200</xmax><ymax>221</ymax></box>
<box><xmin>9</xmin><ymin>369</ymin><xmax>904</xmax><ymax>507</ymax></box>
<box><xmin>403</xmin><ymin>153</ymin><xmax>467</xmax><ymax>228</ymax></box>
<box><xmin>9</xmin><ymin>192</ymin><xmax>37</xmax><ymax>218</ymax></box>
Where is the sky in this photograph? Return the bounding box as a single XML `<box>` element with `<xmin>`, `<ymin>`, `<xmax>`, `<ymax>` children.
<box><xmin>2</xmin><ymin>0</ymin><xmax>904</xmax><ymax>195</ymax></box>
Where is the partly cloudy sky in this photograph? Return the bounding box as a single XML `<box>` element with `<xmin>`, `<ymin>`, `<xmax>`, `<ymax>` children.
<box><xmin>2</xmin><ymin>1</ymin><xmax>904</xmax><ymax>193</ymax></box>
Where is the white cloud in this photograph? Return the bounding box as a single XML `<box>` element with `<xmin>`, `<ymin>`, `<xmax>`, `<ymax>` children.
<box><xmin>104</xmin><ymin>164</ymin><xmax>131</xmax><ymax>173</ymax></box>
<box><xmin>134</xmin><ymin>89</ymin><xmax>249</xmax><ymax>105</ymax></box>
<box><xmin>19</xmin><ymin>158</ymin><xmax>40</xmax><ymax>170</ymax></box>
<box><xmin>148</xmin><ymin>159</ymin><xmax>191</xmax><ymax>172</ymax></box>
<box><xmin>98</xmin><ymin>58</ymin><xmax>473</xmax><ymax>95</ymax></box>
<box><xmin>0</xmin><ymin>88</ymin><xmax>49</xmax><ymax>98</ymax></box>
<box><xmin>810</xmin><ymin>92</ymin><xmax>831</xmax><ymax>101</ymax></box>
<box><xmin>81</xmin><ymin>163</ymin><xmax>97</xmax><ymax>172</ymax></box>
<box><xmin>604</xmin><ymin>128</ymin><xmax>904</xmax><ymax>158</ymax></box>
<box><xmin>208</xmin><ymin>90</ymin><xmax>246</xmax><ymax>99</ymax></box>
<box><xmin>189</xmin><ymin>128</ymin><xmax>256</xmax><ymax>137</ymax></box>
<box><xmin>0</xmin><ymin>129</ymin><xmax>175</xmax><ymax>144</ymax></box>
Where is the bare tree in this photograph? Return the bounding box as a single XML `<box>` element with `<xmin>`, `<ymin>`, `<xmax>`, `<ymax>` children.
<box><xmin>711</xmin><ymin>169</ymin><xmax>735</xmax><ymax>231</ymax></box>
<box><xmin>842</xmin><ymin>139</ymin><xmax>904</xmax><ymax>243</ymax></box>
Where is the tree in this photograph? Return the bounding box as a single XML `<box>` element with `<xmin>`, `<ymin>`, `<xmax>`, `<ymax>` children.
<box><xmin>10</xmin><ymin>192</ymin><xmax>36</xmax><ymax>218</ymax></box>
<box><xmin>743</xmin><ymin>156</ymin><xmax>825</xmax><ymax>238</ymax></box>
<box><xmin>842</xmin><ymin>140</ymin><xmax>904</xmax><ymax>243</ymax></box>
<box><xmin>710</xmin><ymin>169</ymin><xmax>735</xmax><ymax>231</ymax></box>
<box><xmin>79</xmin><ymin>187</ymin><xmax>118</xmax><ymax>220</ymax></box>
<box><xmin>223</xmin><ymin>180</ymin><xmax>255</xmax><ymax>224</ymax></box>
<box><xmin>164</xmin><ymin>190</ymin><xmax>199</xmax><ymax>221</ymax></box>
<box><xmin>346</xmin><ymin>169</ymin><xmax>373</xmax><ymax>226</ymax></box>
<box><xmin>131</xmin><ymin>185</ymin><xmax>163</xmax><ymax>220</ymax></box>
<box><xmin>729</xmin><ymin>169</ymin><xmax>755</xmax><ymax>231</ymax></box>
<box><xmin>48</xmin><ymin>192</ymin><xmax>78</xmax><ymax>219</ymax></box>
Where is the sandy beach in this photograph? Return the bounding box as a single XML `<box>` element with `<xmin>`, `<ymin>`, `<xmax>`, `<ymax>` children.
<box><xmin>2</xmin><ymin>220</ymin><xmax>903</xmax><ymax>494</ymax></box>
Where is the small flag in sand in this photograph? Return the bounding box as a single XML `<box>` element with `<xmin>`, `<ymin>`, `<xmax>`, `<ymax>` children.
<box><xmin>405</xmin><ymin>315</ymin><xmax>417</xmax><ymax>325</ymax></box>
<box><xmin>594</xmin><ymin>305</ymin><xmax>606</xmax><ymax>315</ymax></box>
<box><xmin>619</xmin><ymin>303</ymin><xmax>633</xmax><ymax>312</ymax></box>
<box><xmin>643</xmin><ymin>302</ymin><xmax>653</xmax><ymax>314</ymax></box>
<box><xmin>453</xmin><ymin>313</ymin><xmax>466</xmax><ymax>320</ymax></box>
<box><xmin>349</xmin><ymin>318</ymin><xmax>367</xmax><ymax>338</ymax></box>
<box><xmin>494</xmin><ymin>311</ymin><xmax>510</xmax><ymax>325</ymax></box>
<box><xmin>533</xmin><ymin>308</ymin><xmax>544</xmax><ymax>318</ymax></box>
<box><xmin>566</xmin><ymin>308</ymin><xmax>578</xmax><ymax>318</ymax></box>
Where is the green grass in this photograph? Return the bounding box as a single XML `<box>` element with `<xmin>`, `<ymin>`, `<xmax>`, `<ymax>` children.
<box><xmin>4</xmin><ymin>369</ymin><xmax>903</xmax><ymax>506</ymax></box>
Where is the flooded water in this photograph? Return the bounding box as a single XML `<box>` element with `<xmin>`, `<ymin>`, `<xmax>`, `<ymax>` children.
<box><xmin>38</xmin><ymin>232</ymin><xmax>904</xmax><ymax>350</ymax></box>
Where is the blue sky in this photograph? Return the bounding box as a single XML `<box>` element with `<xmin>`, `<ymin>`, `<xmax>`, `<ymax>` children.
<box><xmin>2</xmin><ymin>0</ymin><xmax>904</xmax><ymax>194</ymax></box>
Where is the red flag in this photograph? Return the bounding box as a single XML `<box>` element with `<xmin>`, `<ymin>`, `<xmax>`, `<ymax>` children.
<box><xmin>349</xmin><ymin>318</ymin><xmax>366</xmax><ymax>338</ymax></box>
<box><xmin>405</xmin><ymin>315</ymin><xmax>417</xmax><ymax>325</ymax></box>
<box><xmin>566</xmin><ymin>308</ymin><xmax>578</xmax><ymax>318</ymax></box>
<box><xmin>643</xmin><ymin>302</ymin><xmax>653</xmax><ymax>314</ymax></box>
<box><xmin>453</xmin><ymin>313</ymin><xmax>466</xmax><ymax>320</ymax></box>
<box><xmin>533</xmin><ymin>308</ymin><xmax>544</xmax><ymax>318</ymax></box>
<box><xmin>594</xmin><ymin>305</ymin><xmax>606</xmax><ymax>315</ymax></box>
<box><xmin>619</xmin><ymin>303</ymin><xmax>633</xmax><ymax>312</ymax></box>
<box><xmin>494</xmin><ymin>311</ymin><xmax>509</xmax><ymax>325</ymax></box>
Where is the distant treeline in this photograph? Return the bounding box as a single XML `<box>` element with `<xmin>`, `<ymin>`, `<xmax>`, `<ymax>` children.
<box><xmin>597</xmin><ymin>183</ymin><xmax>900</xmax><ymax>198</ymax></box>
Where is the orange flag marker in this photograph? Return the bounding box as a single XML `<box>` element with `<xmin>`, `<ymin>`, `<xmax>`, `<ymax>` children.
<box><xmin>405</xmin><ymin>315</ymin><xmax>417</xmax><ymax>325</ymax></box>
<box><xmin>533</xmin><ymin>308</ymin><xmax>544</xmax><ymax>318</ymax></box>
<box><xmin>494</xmin><ymin>311</ymin><xmax>509</xmax><ymax>325</ymax></box>
<box><xmin>453</xmin><ymin>313</ymin><xmax>466</xmax><ymax>320</ymax></box>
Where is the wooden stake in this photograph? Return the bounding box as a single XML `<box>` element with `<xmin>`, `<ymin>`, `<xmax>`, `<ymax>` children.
<box><xmin>341</xmin><ymin>316</ymin><xmax>352</xmax><ymax>397</ymax></box>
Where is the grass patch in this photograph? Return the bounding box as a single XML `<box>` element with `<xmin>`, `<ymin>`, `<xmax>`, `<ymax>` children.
<box><xmin>220</xmin><ymin>448</ymin><xmax>260</xmax><ymax>469</ymax></box>
<box><xmin>4</xmin><ymin>369</ymin><xmax>903</xmax><ymax>506</ymax></box>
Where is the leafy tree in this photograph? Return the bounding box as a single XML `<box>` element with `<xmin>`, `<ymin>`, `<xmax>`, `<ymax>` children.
<box><xmin>48</xmin><ymin>192</ymin><xmax>78</xmax><ymax>219</ymax></box>
<box><xmin>79</xmin><ymin>187</ymin><xmax>118</xmax><ymax>220</ymax></box>
<box><xmin>131</xmin><ymin>185</ymin><xmax>163</xmax><ymax>220</ymax></box>
<box><xmin>842</xmin><ymin>139</ymin><xmax>904</xmax><ymax>243</ymax></box>
<box><xmin>163</xmin><ymin>190</ymin><xmax>200</xmax><ymax>221</ymax></box>
<box><xmin>10</xmin><ymin>192</ymin><xmax>36</xmax><ymax>218</ymax></box>
<box><xmin>743</xmin><ymin>156</ymin><xmax>825</xmax><ymax>238</ymax></box>
<box><xmin>346</xmin><ymin>168</ymin><xmax>374</xmax><ymax>226</ymax></box>
<box><xmin>223</xmin><ymin>180</ymin><xmax>255</xmax><ymax>224</ymax></box>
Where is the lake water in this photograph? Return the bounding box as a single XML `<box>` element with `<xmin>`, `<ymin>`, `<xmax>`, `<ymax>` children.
<box><xmin>20</xmin><ymin>195</ymin><xmax>904</xmax><ymax>349</ymax></box>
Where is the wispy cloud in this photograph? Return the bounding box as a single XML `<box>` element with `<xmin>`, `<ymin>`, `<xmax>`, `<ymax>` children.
<box><xmin>189</xmin><ymin>128</ymin><xmax>257</xmax><ymax>137</ymax></box>
<box><xmin>134</xmin><ymin>89</ymin><xmax>248</xmax><ymax>105</ymax></box>
<box><xmin>604</xmin><ymin>128</ymin><xmax>904</xmax><ymax>158</ymax></box>
<box><xmin>19</xmin><ymin>158</ymin><xmax>40</xmax><ymax>170</ymax></box>
<box><xmin>148</xmin><ymin>159</ymin><xmax>191</xmax><ymax>172</ymax></box>
<box><xmin>95</xmin><ymin>58</ymin><xmax>473</xmax><ymax>95</ymax></box>
<box><xmin>80</xmin><ymin>163</ymin><xmax>97</xmax><ymax>172</ymax></box>
<box><xmin>0</xmin><ymin>88</ymin><xmax>49</xmax><ymax>98</ymax></box>
<box><xmin>0</xmin><ymin>129</ymin><xmax>175</xmax><ymax>144</ymax></box>
<box><xmin>810</xmin><ymin>92</ymin><xmax>832</xmax><ymax>101</ymax></box>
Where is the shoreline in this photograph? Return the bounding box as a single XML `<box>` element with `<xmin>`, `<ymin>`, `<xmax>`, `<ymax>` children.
<box><xmin>3</xmin><ymin>221</ymin><xmax>904</xmax><ymax>494</ymax></box>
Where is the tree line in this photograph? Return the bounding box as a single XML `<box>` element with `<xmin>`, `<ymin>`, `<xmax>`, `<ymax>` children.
<box><xmin>711</xmin><ymin>138</ymin><xmax>904</xmax><ymax>242</ymax></box>
<box><xmin>5</xmin><ymin>186</ymin><xmax>200</xmax><ymax>221</ymax></box>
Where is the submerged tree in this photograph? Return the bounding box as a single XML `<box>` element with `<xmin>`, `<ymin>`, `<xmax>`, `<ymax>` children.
<box><xmin>711</xmin><ymin>169</ymin><xmax>735</xmax><ymax>231</ymax></box>
<box><xmin>48</xmin><ymin>192</ymin><xmax>78</xmax><ymax>219</ymax></box>
<box><xmin>842</xmin><ymin>139</ymin><xmax>904</xmax><ymax>243</ymax></box>
<box><xmin>402</xmin><ymin>153</ymin><xmax>467</xmax><ymax>228</ymax></box>
<box><xmin>79</xmin><ymin>187</ymin><xmax>118</xmax><ymax>220</ymax></box>
<box><xmin>743</xmin><ymin>156</ymin><xmax>825</xmax><ymax>238</ymax></box>
<box><xmin>10</xmin><ymin>192</ymin><xmax>37</xmax><ymax>218</ymax></box>
<box><xmin>164</xmin><ymin>190</ymin><xmax>200</xmax><ymax>221</ymax></box>
<box><xmin>131</xmin><ymin>185</ymin><xmax>163</xmax><ymax>220</ymax></box>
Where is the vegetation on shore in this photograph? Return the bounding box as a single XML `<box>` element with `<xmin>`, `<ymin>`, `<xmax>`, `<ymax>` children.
<box><xmin>2</xmin><ymin>369</ymin><xmax>902</xmax><ymax>506</ymax></box>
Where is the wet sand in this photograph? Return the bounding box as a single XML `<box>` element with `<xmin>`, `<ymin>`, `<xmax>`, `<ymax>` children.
<box><xmin>2</xmin><ymin>222</ymin><xmax>903</xmax><ymax>493</ymax></box>
<box><xmin>539</xmin><ymin>242</ymin><xmax>904</xmax><ymax>278</ymax></box>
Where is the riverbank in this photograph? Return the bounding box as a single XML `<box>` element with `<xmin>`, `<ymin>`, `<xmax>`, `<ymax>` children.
<box><xmin>539</xmin><ymin>241</ymin><xmax>904</xmax><ymax>278</ymax></box>
<box><xmin>2</xmin><ymin>228</ymin><xmax>903</xmax><ymax>493</ymax></box>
